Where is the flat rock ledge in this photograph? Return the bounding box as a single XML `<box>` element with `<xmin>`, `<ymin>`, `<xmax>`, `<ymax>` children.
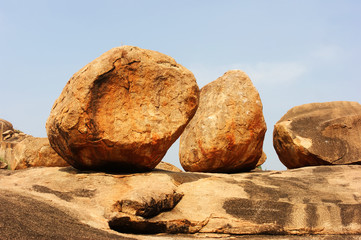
<box><xmin>0</xmin><ymin>165</ymin><xmax>361</xmax><ymax>239</ymax></box>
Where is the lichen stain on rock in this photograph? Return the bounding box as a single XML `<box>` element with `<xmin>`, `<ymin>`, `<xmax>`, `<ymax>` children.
<box><xmin>339</xmin><ymin>203</ymin><xmax>361</xmax><ymax>226</ymax></box>
<box><xmin>32</xmin><ymin>184</ymin><xmax>96</xmax><ymax>202</ymax></box>
<box><xmin>223</xmin><ymin>198</ymin><xmax>292</xmax><ymax>226</ymax></box>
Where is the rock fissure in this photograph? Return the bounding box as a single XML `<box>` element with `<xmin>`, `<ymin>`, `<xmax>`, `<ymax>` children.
<box><xmin>113</xmin><ymin>191</ymin><xmax>184</xmax><ymax>219</ymax></box>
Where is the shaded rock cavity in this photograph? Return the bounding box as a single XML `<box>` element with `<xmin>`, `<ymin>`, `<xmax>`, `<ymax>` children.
<box><xmin>113</xmin><ymin>191</ymin><xmax>183</xmax><ymax>219</ymax></box>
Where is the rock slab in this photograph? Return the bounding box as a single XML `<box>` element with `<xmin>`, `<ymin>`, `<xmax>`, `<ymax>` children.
<box><xmin>2</xmin><ymin>164</ymin><xmax>360</xmax><ymax>236</ymax></box>
<box><xmin>273</xmin><ymin>101</ymin><xmax>361</xmax><ymax>169</ymax></box>
<box><xmin>179</xmin><ymin>70</ymin><xmax>266</xmax><ymax>173</ymax></box>
<box><xmin>46</xmin><ymin>45</ymin><xmax>199</xmax><ymax>172</ymax></box>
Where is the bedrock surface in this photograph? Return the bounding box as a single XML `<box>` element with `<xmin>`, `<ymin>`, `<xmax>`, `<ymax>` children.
<box><xmin>0</xmin><ymin>165</ymin><xmax>360</xmax><ymax>237</ymax></box>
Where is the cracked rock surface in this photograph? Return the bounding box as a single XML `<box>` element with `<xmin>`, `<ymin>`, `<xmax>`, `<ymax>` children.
<box><xmin>46</xmin><ymin>45</ymin><xmax>199</xmax><ymax>172</ymax></box>
<box><xmin>1</xmin><ymin>165</ymin><xmax>360</xmax><ymax>237</ymax></box>
<box><xmin>180</xmin><ymin>70</ymin><xmax>266</xmax><ymax>173</ymax></box>
<box><xmin>273</xmin><ymin>101</ymin><xmax>361</xmax><ymax>169</ymax></box>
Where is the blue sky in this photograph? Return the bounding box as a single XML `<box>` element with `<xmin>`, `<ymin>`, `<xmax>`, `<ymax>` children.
<box><xmin>1</xmin><ymin>0</ymin><xmax>360</xmax><ymax>170</ymax></box>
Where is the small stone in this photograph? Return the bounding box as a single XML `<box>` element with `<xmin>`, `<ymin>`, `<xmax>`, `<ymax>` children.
<box><xmin>6</xmin><ymin>136</ymin><xmax>69</xmax><ymax>170</ymax></box>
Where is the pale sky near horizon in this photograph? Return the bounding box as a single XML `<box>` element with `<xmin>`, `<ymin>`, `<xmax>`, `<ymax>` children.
<box><xmin>1</xmin><ymin>0</ymin><xmax>360</xmax><ymax>171</ymax></box>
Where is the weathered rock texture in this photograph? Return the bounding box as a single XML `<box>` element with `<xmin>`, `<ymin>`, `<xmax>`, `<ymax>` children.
<box><xmin>273</xmin><ymin>101</ymin><xmax>361</xmax><ymax>169</ymax></box>
<box><xmin>179</xmin><ymin>70</ymin><xmax>266</xmax><ymax>173</ymax></box>
<box><xmin>0</xmin><ymin>135</ymin><xmax>68</xmax><ymax>170</ymax></box>
<box><xmin>46</xmin><ymin>45</ymin><xmax>199</xmax><ymax>172</ymax></box>
<box><xmin>0</xmin><ymin>165</ymin><xmax>360</xmax><ymax>236</ymax></box>
<box><xmin>0</xmin><ymin>118</ymin><xmax>14</xmax><ymax>141</ymax></box>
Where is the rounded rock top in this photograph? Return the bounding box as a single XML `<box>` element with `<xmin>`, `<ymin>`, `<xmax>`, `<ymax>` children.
<box><xmin>46</xmin><ymin>46</ymin><xmax>199</xmax><ymax>172</ymax></box>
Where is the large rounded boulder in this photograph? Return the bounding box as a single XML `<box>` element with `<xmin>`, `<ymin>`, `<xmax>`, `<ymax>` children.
<box><xmin>273</xmin><ymin>101</ymin><xmax>361</xmax><ymax>169</ymax></box>
<box><xmin>46</xmin><ymin>46</ymin><xmax>199</xmax><ymax>172</ymax></box>
<box><xmin>179</xmin><ymin>70</ymin><xmax>267</xmax><ymax>173</ymax></box>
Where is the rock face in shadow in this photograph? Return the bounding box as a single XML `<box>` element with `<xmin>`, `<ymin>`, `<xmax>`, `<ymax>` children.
<box><xmin>46</xmin><ymin>45</ymin><xmax>199</xmax><ymax>172</ymax></box>
<box><xmin>1</xmin><ymin>165</ymin><xmax>360</xmax><ymax>236</ymax></box>
<box><xmin>0</xmin><ymin>191</ymin><xmax>126</xmax><ymax>240</ymax></box>
<box><xmin>273</xmin><ymin>101</ymin><xmax>361</xmax><ymax>169</ymax></box>
<box><xmin>179</xmin><ymin>70</ymin><xmax>266</xmax><ymax>173</ymax></box>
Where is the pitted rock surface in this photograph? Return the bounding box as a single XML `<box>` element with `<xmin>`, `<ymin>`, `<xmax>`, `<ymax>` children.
<box><xmin>46</xmin><ymin>45</ymin><xmax>199</xmax><ymax>172</ymax></box>
<box><xmin>273</xmin><ymin>101</ymin><xmax>361</xmax><ymax>169</ymax></box>
<box><xmin>179</xmin><ymin>70</ymin><xmax>266</xmax><ymax>173</ymax></box>
<box><xmin>1</xmin><ymin>165</ymin><xmax>360</xmax><ymax>236</ymax></box>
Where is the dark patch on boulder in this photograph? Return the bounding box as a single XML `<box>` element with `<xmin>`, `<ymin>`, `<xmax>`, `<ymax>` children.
<box><xmin>312</xmin><ymin>166</ymin><xmax>334</xmax><ymax>173</ymax></box>
<box><xmin>339</xmin><ymin>203</ymin><xmax>361</xmax><ymax>226</ymax></box>
<box><xmin>321</xmin><ymin>199</ymin><xmax>342</xmax><ymax>204</ymax></box>
<box><xmin>0</xmin><ymin>169</ymin><xmax>14</xmax><ymax>176</ymax></box>
<box><xmin>108</xmin><ymin>216</ymin><xmax>167</xmax><ymax>234</ymax></box>
<box><xmin>33</xmin><ymin>185</ymin><xmax>74</xmax><ymax>201</ymax></box>
<box><xmin>239</xmin><ymin>180</ymin><xmax>289</xmax><ymax>201</ymax></box>
<box><xmin>32</xmin><ymin>185</ymin><xmax>96</xmax><ymax>201</ymax></box>
<box><xmin>305</xmin><ymin>204</ymin><xmax>319</xmax><ymax>228</ymax></box>
<box><xmin>108</xmin><ymin>216</ymin><xmax>197</xmax><ymax>234</ymax></box>
<box><xmin>166</xmin><ymin>171</ymin><xmax>211</xmax><ymax>184</ymax></box>
<box><xmin>223</xmin><ymin>198</ymin><xmax>292</xmax><ymax>226</ymax></box>
<box><xmin>72</xmin><ymin>188</ymin><xmax>97</xmax><ymax>198</ymax></box>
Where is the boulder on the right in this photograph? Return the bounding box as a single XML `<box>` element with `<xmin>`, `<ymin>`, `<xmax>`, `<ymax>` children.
<box><xmin>273</xmin><ymin>101</ymin><xmax>361</xmax><ymax>169</ymax></box>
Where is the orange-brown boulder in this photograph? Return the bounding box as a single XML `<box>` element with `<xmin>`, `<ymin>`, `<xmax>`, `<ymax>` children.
<box><xmin>179</xmin><ymin>70</ymin><xmax>267</xmax><ymax>173</ymax></box>
<box><xmin>273</xmin><ymin>101</ymin><xmax>361</xmax><ymax>169</ymax></box>
<box><xmin>0</xmin><ymin>134</ymin><xmax>68</xmax><ymax>170</ymax></box>
<box><xmin>46</xmin><ymin>46</ymin><xmax>199</xmax><ymax>172</ymax></box>
<box><xmin>11</xmin><ymin>136</ymin><xmax>69</xmax><ymax>170</ymax></box>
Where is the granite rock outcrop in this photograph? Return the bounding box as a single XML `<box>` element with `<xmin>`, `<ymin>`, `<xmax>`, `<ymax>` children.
<box><xmin>0</xmin><ymin>165</ymin><xmax>360</xmax><ymax>236</ymax></box>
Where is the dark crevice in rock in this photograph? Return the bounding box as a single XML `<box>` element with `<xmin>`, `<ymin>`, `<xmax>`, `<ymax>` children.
<box><xmin>108</xmin><ymin>217</ymin><xmax>198</xmax><ymax>234</ymax></box>
<box><xmin>108</xmin><ymin>216</ymin><xmax>167</xmax><ymax>234</ymax></box>
<box><xmin>113</xmin><ymin>191</ymin><xmax>183</xmax><ymax>219</ymax></box>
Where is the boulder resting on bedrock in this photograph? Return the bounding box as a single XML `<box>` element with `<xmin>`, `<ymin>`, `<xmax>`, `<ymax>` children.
<box><xmin>179</xmin><ymin>70</ymin><xmax>266</xmax><ymax>173</ymax></box>
<box><xmin>46</xmin><ymin>45</ymin><xmax>199</xmax><ymax>172</ymax></box>
<box><xmin>273</xmin><ymin>101</ymin><xmax>361</xmax><ymax>169</ymax></box>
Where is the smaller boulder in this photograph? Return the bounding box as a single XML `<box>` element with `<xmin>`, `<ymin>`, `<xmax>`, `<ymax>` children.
<box><xmin>273</xmin><ymin>101</ymin><xmax>361</xmax><ymax>169</ymax></box>
<box><xmin>179</xmin><ymin>70</ymin><xmax>267</xmax><ymax>173</ymax></box>
<box><xmin>4</xmin><ymin>135</ymin><xmax>69</xmax><ymax>170</ymax></box>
